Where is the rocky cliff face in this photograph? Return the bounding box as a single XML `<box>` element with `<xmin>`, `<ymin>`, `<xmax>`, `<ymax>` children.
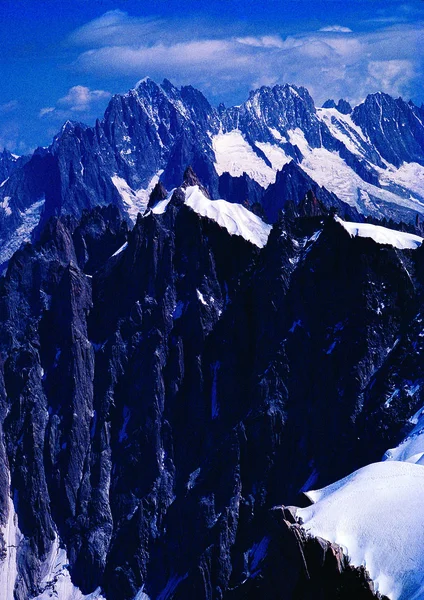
<box><xmin>0</xmin><ymin>174</ymin><xmax>422</xmax><ymax>598</ymax></box>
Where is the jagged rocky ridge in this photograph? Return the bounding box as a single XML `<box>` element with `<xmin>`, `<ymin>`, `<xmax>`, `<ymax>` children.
<box><xmin>2</xmin><ymin>78</ymin><xmax>424</xmax><ymax>269</ymax></box>
<box><xmin>0</xmin><ymin>168</ymin><xmax>424</xmax><ymax>598</ymax></box>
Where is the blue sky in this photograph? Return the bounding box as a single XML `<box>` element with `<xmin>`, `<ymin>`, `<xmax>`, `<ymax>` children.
<box><xmin>0</xmin><ymin>0</ymin><xmax>423</xmax><ymax>153</ymax></box>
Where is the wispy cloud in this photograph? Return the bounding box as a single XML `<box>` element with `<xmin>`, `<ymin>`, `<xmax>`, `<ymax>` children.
<box><xmin>68</xmin><ymin>10</ymin><xmax>165</xmax><ymax>47</ymax></box>
<box><xmin>39</xmin><ymin>107</ymin><xmax>55</xmax><ymax>118</ymax></box>
<box><xmin>319</xmin><ymin>25</ymin><xmax>353</xmax><ymax>33</ymax></box>
<box><xmin>0</xmin><ymin>100</ymin><xmax>18</xmax><ymax>114</ymax></box>
<box><xmin>68</xmin><ymin>11</ymin><xmax>424</xmax><ymax>106</ymax></box>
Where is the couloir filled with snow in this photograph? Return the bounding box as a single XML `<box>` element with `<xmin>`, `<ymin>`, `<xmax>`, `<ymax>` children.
<box><xmin>334</xmin><ymin>216</ymin><xmax>423</xmax><ymax>249</ymax></box>
<box><xmin>112</xmin><ymin>171</ymin><xmax>163</xmax><ymax>223</ymax></box>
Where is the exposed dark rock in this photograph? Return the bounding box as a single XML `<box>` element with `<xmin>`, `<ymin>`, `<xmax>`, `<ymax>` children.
<box><xmin>262</xmin><ymin>161</ymin><xmax>360</xmax><ymax>222</ymax></box>
<box><xmin>0</xmin><ymin>196</ymin><xmax>422</xmax><ymax>598</ymax></box>
<box><xmin>147</xmin><ymin>181</ymin><xmax>168</xmax><ymax>210</ymax></box>
<box><xmin>226</xmin><ymin>507</ymin><xmax>387</xmax><ymax>600</ymax></box>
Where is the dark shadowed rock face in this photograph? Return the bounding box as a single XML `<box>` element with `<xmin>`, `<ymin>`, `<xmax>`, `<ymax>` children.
<box><xmin>352</xmin><ymin>93</ymin><xmax>424</xmax><ymax>167</ymax></box>
<box><xmin>0</xmin><ymin>191</ymin><xmax>423</xmax><ymax>598</ymax></box>
<box><xmin>262</xmin><ymin>161</ymin><xmax>360</xmax><ymax>223</ymax></box>
<box><xmin>226</xmin><ymin>507</ymin><xmax>386</xmax><ymax>600</ymax></box>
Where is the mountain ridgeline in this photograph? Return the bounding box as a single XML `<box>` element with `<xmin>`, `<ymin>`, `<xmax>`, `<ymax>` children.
<box><xmin>0</xmin><ymin>79</ymin><xmax>424</xmax><ymax>599</ymax></box>
<box><xmin>1</xmin><ymin>78</ymin><xmax>424</xmax><ymax>270</ymax></box>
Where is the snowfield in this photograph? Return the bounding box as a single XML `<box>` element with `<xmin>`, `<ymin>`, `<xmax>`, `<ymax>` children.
<box><xmin>296</xmin><ymin>396</ymin><xmax>424</xmax><ymax>600</ymax></box>
<box><xmin>211</xmin><ymin>119</ymin><xmax>424</xmax><ymax>220</ymax></box>
<box><xmin>297</xmin><ymin>461</ymin><xmax>424</xmax><ymax>600</ymax></box>
<box><xmin>212</xmin><ymin>130</ymin><xmax>278</xmax><ymax>187</ymax></box>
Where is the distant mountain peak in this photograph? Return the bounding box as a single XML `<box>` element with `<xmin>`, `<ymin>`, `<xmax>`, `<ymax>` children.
<box><xmin>322</xmin><ymin>98</ymin><xmax>352</xmax><ymax>114</ymax></box>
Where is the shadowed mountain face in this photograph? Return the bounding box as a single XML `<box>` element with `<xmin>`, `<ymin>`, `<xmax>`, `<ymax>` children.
<box><xmin>2</xmin><ymin>79</ymin><xmax>424</xmax><ymax>270</ymax></box>
<box><xmin>0</xmin><ymin>177</ymin><xmax>423</xmax><ymax>598</ymax></box>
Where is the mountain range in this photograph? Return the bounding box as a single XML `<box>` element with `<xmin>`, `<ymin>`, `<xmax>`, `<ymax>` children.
<box><xmin>0</xmin><ymin>80</ymin><xmax>424</xmax><ymax>599</ymax></box>
<box><xmin>2</xmin><ymin>78</ymin><xmax>424</xmax><ymax>271</ymax></box>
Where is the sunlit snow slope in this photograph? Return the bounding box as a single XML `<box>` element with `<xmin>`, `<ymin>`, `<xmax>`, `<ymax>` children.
<box><xmin>335</xmin><ymin>216</ymin><xmax>423</xmax><ymax>249</ymax></box>
<box><xmin>297</xmin><ymin>395</ymin><xmax>424</xmax><ymax>599</ymax></box>
<box><xmin>297</xmin><ymin>462</ymin><xmax>424</xmax><ymax>600</ymax></box>
<box><xmin>151</xmin><ymin>185</ymin><xmax>272</xmax><ymax>248</ymax></box>
<box><xmin>184</xmin><ymin>185</ymin><xmax>272</xmax><ymax>248</ymax></box>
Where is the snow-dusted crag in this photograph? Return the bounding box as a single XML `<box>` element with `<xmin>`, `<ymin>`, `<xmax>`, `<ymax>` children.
<box><xmin>2</xmin><ymin>79</ymin><xmax>424</xmax><ymax>269</ymax></box>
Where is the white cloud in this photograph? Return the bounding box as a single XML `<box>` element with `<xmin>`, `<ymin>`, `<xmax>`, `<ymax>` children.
<box><xmin>236</xmin><ymin>36</ymin><xmax>285</xmax><ymax>48</ymax></box>
<box><xmin>57</xmin><ymin>85</ymin><xmax>111</xmax><ymax>112</ymax></box>
<box><xmin>69</xmin><ymin>12</ymin><xmax>424</xmax><ymax>107</ymax></box>
<box><xmin>319</xmin><ymin>25</ymin><xmax>353</xmax><ymax>33</ymax></box>
<box><xmin>38</xmin><ymin>86</ymin><xmax>111</xmax><ymax>122</ymax></box>
<box><xmin>366</xmin><ymin>60</ymin><xmax>415</xmax><ymax>97</ymax></box>
<box><xmin>0</xmin><ymin>100</ymin><xmax>18</xmax><ymax>114</ymax></box>
<box><xmin>39</xmin><ymin>107</ymin><xmax>55</xmax><ymax>117</ymax></box>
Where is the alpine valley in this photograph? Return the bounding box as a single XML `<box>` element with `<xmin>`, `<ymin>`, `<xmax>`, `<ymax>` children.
<box><xmin>0</xmin><ymin>79</ymin><xmax>424</xmax><ymax>600</ymax></box>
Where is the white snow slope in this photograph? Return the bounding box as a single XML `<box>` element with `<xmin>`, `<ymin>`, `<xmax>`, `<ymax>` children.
<box><xmin>297</xmin><ymin>461</ymin><xmax>424</xmax><ymax>600</ymax></box>
<box><xmin>32</xmin><ymin>535</ymin><xmax>106</xmax><ymax>600</ymax></box>
<box><xmin>184</xmin><ymin>185</ymin><xmax>272</xmax><ymax>248</ymax></box>
<box><xmin>212</xmin><ymin>119</ymin><xmax>424</xmax><ymax>219</ymax></box>
<box><xmin>384</xmin><ymin>403</ymin><xmax>424</xmax><ymax>465</ymax></box>
<box><xmin>335</xmin><ymin>216</ymin><xmax>423</xmax><ymax>249</ymax></box>
<box><xmin>112</xmin><ymin>171</ymin><xmax>163</xmax><ymax>222</ymax></box>
<box><xmin>150</xmin><ymin>185</ymin><xmax>272</xmax><ymax>248</ymax></box>
<box><xmin>0</xmin><ymin>497</ymin><xmax>23</xmax><ymax>600</ymax></box>
<box><xmin>212</xmin><ymin>130</ymin><xmax>282</xmax><ymax>188</ymax></box>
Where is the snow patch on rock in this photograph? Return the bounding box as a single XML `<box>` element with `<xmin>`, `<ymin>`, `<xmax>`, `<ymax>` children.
<box><xmin>335</xmin><ymin>216</ymin><xmax>423</xmax><ymax>249</ymax></box>
<box><xmin>0</xmin><ymin>198</ymin><xmax>45</xmax><ymax>272</ymax></box>
<box><xmin>32</xmin><ymin>535</ymin><xmax>106</xmax><ymax>600</ymax></box>
<box><xmin>112</xmin><ymin>171</ymin><xmax>163</xmax><ymax>222</ymax></box>
<box><xmin>185</xmin><ymin>185</ymin><xmax>272</xmax><ymax>248</ymax></box>
<box><xmin>212</xmin><ymin>130</ymin><xmax>276</xmax><ymax>188</ymax></box>
<box><xmin>0</xmin><ymin>496</ymin><xmax>23</xmax><ymax>600</ymax></box>
<box><xmin>384</xmin><ymin>402</ymin><xmax>424</xmax><ymax>465</ymax></box>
